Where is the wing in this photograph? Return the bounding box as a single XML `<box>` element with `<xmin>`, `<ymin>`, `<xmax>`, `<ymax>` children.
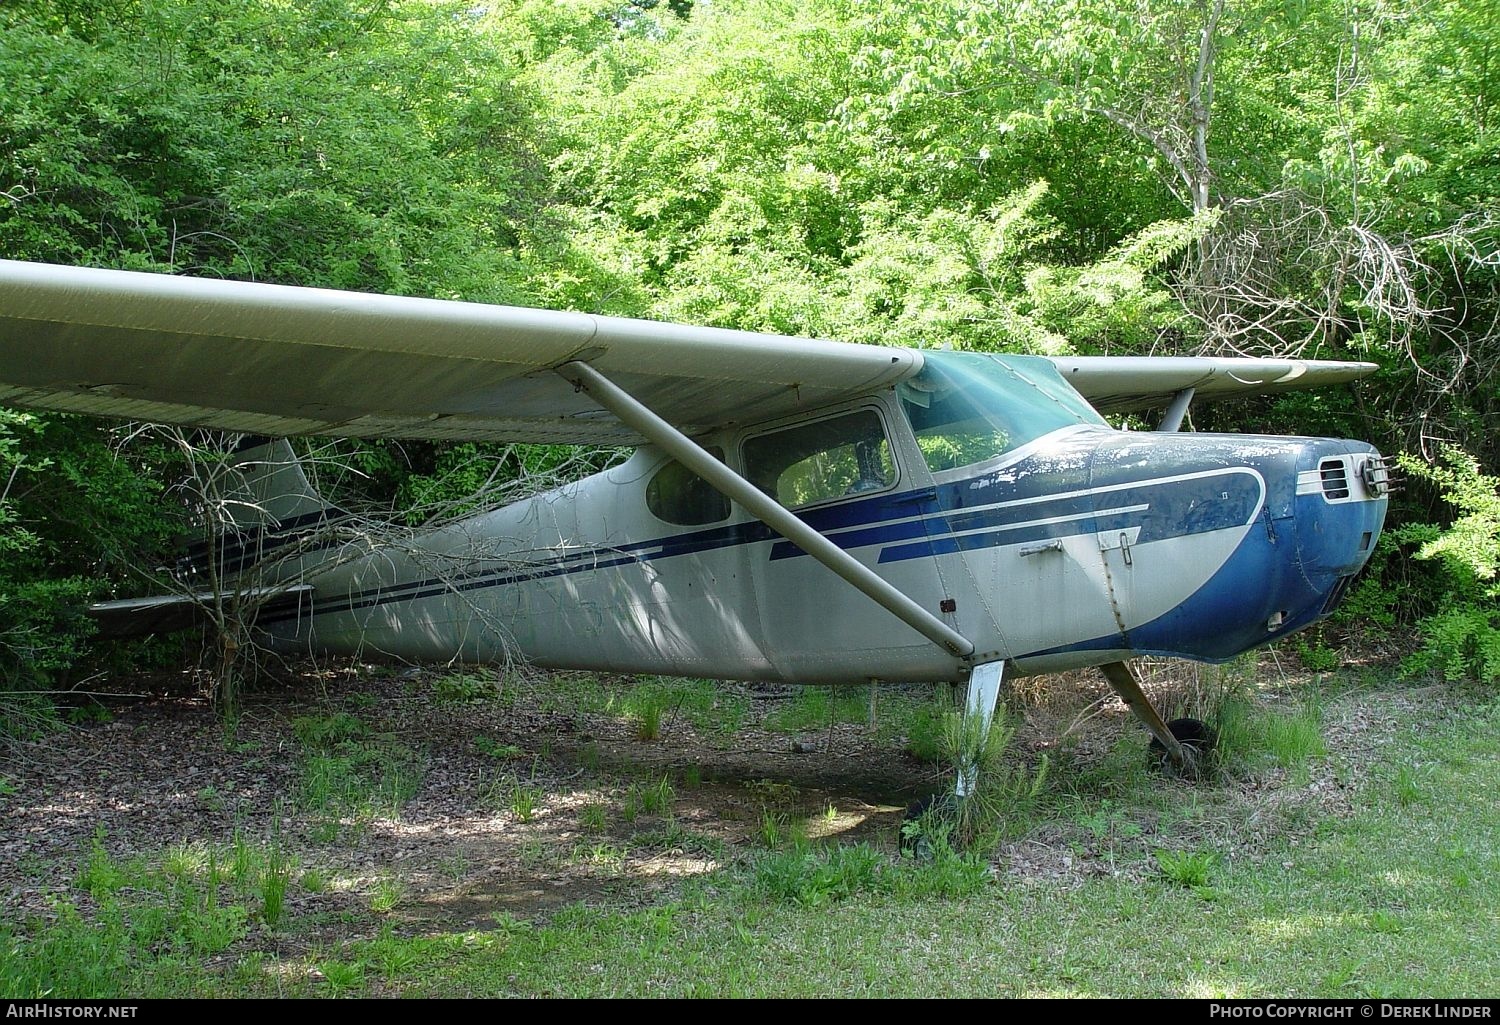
<box><xmin>0</xmin><ymin>261</ymin><xmax>916</xmax><ymax>444</ymax></box>
<box><xmin>0</xmin><ymin>261</ymin><xmax>1375</xmax><ymax>442</ymax></box>
<box><xmin>1047</xmin><ymin>355</ymin><xmax>1376</xmax><ymax>414</ymax></box>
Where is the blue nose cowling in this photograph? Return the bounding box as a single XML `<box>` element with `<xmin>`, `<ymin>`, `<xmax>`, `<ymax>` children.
<box><xmin>1279</xmin><ymin>440</ymin><xmax>1390</xmax><ymax>635</ymax></box>
<box><xmin>1090</xmin><ymin>435</ymin><xmax>1390</xmax><ymax>663</ymax></box>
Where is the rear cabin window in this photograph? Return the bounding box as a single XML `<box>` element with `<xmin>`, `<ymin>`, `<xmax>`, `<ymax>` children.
<box><xmin>646</xmin><ymin>448</ymin><xmax>730</xmax><ymax>526</ymax></box>
<box><xmin>743</xmin><ymin>410</ymin><xmax>895</xmax><ymax>509</ymax></box>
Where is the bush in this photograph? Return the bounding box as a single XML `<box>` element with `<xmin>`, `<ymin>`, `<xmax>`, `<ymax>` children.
<box><xmin>1396</xmin><ymin>448</ymin><xmax>1500</xmax><ymax>685</ymax></box>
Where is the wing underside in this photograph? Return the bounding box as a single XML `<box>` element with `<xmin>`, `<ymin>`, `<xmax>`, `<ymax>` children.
<box><xmin>0</xmin><ymin>261</ymin><xmax>917</xmax><ymax>444</ymax></box>
<box><xmin>0</xmin><ymin>261</ymin><xmax>1375</xmax><ymax>441</ymax></box>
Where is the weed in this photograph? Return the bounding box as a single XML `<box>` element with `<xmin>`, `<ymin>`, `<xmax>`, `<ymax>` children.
<box><xmin>162</xmin><ymin>841</ymin><xmax>209</xmax><ymax>881</ymax></box>
<box><xmin>763</xmin><ymin>686</ymin><xmax>868</xmax><ymax>734</ymax></box>
<box><xmin>751</xmin><ymin>844</ymin><xmax>886</xmax><ymax>906</ymax></box>
<box><xmin>917</xmin><ymin>703</ymin><xmax>1047</xmax><ymax>849</ymax></box>
<box><xmin>1393</xmin><ymin>764</ymin><xmax>1423</xmax><ymax>806</ymax></box>
<box><xmin>433</xmin><ymin>672</ymin><xmax>497</xmax><ymax>704</ymax></box>
<box><xmin>366</xmin><ymin>929</ymin><xmax>419</xmax><ymax>980</ymax></box>
<box><xmin>577</xmin><ymin>742</ymin><xmax>601</xmax><ymax>772</ymax></box>
<box><xmin>491</xmin><ymin>911</ymin><xmax>534</xmax><ymax>935</ymax></box>
<box><xmin>292</xmin><ymin>712</ymin><xmax>369</xmax><ymax>748</ymax></box>
<box><xmin>1155</xmin><ymin>848</ymin><xmax>1219</xmax><ymax>888</ymax></box>
<box><xmin>308</xmin><ymin>819</ymin><xmax>340</xmax><ymax>844</ymax></box>
<box><xmin>77</xmin><ymin>829</ymin><xmax>130</xmax><ymax>897</ymax></box>
<box><xmin>439</xmin><ymin>853</ymin><xmax>471</xmax><ymax>882</ymax></box>
<box><xmin>231</xmin><ymin>830</ymin><xmax>257</xmax><ymax>891</ymax></box>
<box><xmin>744</xmin><ymin>778</ymin><xmax>800</xmax><ymax>808</ymax></box>
<box><xmin>573</xmin><ymin>841</ymin><xmax>628</xmax><ymax>869</ymax></box>
<box><xmin>297</xmin><ymin>728</ymin><xmax>423</xmax><ymax>817</ymax></box>
<box><xmin>517</xmin><ymin>837</ymin><xmax>551</xmax><ymax>869</ymax></box>
<box><xmin>319</xmin><ymin>959</ymin><xmax>365</xmax><ymax>993</ymax></box>
<box><xmin>510</xmin><ymin>783</ymin><xmax>545</xmax><ymax>822</ymax></box>
<box><xmin>299</xmin><ymin>868</ymin><xmax>330</xmax><ymax>894</ymax></box>
<box><xmin>260</xmin><ymin>846</ymin><xmax>293</xmax><ymax>929</ymax></box>
<box><xmin>634</xmin><ymin>823</ymin><xmax>724</xmax><ymax>858</ymax></box>
<box><xmin>1296</xmin><ymin>633</ymin><xmax>1341</xmax><ymax>672</ymax></box>
<box><xmin>903</xmin><ymin>701</ymin><xmax>947</xmax><ymax>763</ymax></box>
<box><xmin>369</xmin><ymin>878</ymin><xmax>405</xmax><ymax>915</ymax></box>
<box><xmin>1216</xmin><ymin>695</ymin><xmax>1326</xmax><ymax>772</ymax></box>
<box><xmin>580</xmin><ymin>803</ymin><xmax>608</xmax><ymax>833</ymax></box>
<box><xmin>474</xmin><ymin>736</ymin><xmax>525</xmax><ymax>761</ymax></box>
<box><xmin>633</xmin><ymin>697</ymin><xmax>665</xmax><ymax>741</ymax></box>
<box><xmin>757</xmin><ymin>809</ymin><xmax>790</xmax><ymax>849</ymax></box>
<box><xmin>624</xmin><ymin>777</ymin><xmax>675</xmax><ymax>820</ymax></box>
<box><xmin>64</xmin><ymin>703</ymin><xmax>112</xmax><ymax>725</ymax></box>
<box><xmin>644</xmin><ymin>777</ymin><xmax>675</xmax><ymax>815</ymax></box>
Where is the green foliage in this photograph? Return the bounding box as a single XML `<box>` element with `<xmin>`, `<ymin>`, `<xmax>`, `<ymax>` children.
<box><xmin>1154</xmin><ymin>848</ymin><xmax>1220</xmax><ymax>889</ymax></box>
<box><xmin>369</xmin><ymin>878</ymin><xmax>406</xmax><ymax>916</ymax></box>
<box><xmin>3</xmin><ymin>831</ymin><xmax>261</xmax><ymax>997</ymax></box>
<box><xmin>579</xmin><ymin>803</ymin><xmax>609</xmax><ymax>833</ymax></box>
<box><xmin>1397</xmin><ymin>448</ymin><xmax>1500</xmax><ymax>685</ymax></box>
<box><xmin>624</xmin><ymin>776</ymin><xmax>676</xmax><ymax>819</ymax></box>
<box><xmin>509</xmin><ymin>783</ymin><xmax>545</xmax><ymax>823</ymax></box>
<box><xmin>750</xmin><ymin>841</ymin><xmax>989</xmax><ymax>907</ymax></box>
<box><xmin>905</xmin><ymin>700</ymin><xmax>1048</xmax><ymax>850</ymax></box>
<box><xmin>1215</xmin><ymin>694</ymin><xmax>1327</xmax><ymax>772</ymax></box>
<box><xmin>0</xmin><ymin>0</ymin><xmax>1497</xmax><ymax>719</ymax></box>
<box><xmin>293</xmin><ymin>712</ymin><xmax>422</xmax><ymax>817</ymax></box>
<box><xmin>474</xmin><ymin>736</ymin><xmax>526</xmax><ymax>761</ymax></box>
<box><xmin>762</xmin><ymin>686</ymin><xmax>868</xmax><ymax>734</ymax></box>
<box><xmin>433</xmin><ymin>673</ymin><xmax>499</xmax><ymax>705</ymax></box>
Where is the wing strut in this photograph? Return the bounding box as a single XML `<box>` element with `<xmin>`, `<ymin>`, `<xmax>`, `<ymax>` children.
<box><xmin>1157</xmin><ymin>387</ymin><xmax>1195</xmax><ymax>432</ymax></box>
<box><xmin>556</xmin><ymin>360</ymin><xmax>975</xmax><ymax>659</ymax></box>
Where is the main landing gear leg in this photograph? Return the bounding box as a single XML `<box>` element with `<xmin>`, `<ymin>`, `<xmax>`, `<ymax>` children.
<box><xmin>955</xmin><ymin>660</ymin><xmax>1005</xmax><ymax>799</ymax></box>
<box><xmin>902</xmin><ymin>661</ymin><xmax>1006</xmax><ymax>854</ymax></box>
<box><xmin>1099</xmin><ymin>660</ymin><xmax>1214</xmax><ymax>776</ymax></box>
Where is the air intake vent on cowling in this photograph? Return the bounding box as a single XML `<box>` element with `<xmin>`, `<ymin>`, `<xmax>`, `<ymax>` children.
<box><xmin>1319</xmin><ymin>458</ymin><xmax>1350</xmax><ymax>500</ymax></box>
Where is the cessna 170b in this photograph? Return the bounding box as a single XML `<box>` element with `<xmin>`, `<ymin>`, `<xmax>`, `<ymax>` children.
<box><xmin>0</xmin><ymin>259</ymin><xmax>1391</xmax><ymax>788</ymax></box>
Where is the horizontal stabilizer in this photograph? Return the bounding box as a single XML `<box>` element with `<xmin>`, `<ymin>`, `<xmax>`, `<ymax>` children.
<box><xmin>87</xmin><ymin>585</ymin><xmax>314</xmax><ymax>638</ymax></box>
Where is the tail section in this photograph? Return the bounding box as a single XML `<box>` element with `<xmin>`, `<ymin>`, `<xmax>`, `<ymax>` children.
<box><xmin>178</xmin><ymin>436</ymin><xmax>346</xmax><ymax>584</ymax></box>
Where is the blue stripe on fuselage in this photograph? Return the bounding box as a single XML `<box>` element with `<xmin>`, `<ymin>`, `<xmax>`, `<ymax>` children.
<box><xmin>262</xmin><ymin>434</ymin><xmax>1266</xmax><ymax>627</ymax></box>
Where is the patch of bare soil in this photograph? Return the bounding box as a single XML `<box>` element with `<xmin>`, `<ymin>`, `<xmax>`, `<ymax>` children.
<box><xmin>0</xmin><ymin>655</ymin><xmax>1452</xmax><ymax>947</ymax></box>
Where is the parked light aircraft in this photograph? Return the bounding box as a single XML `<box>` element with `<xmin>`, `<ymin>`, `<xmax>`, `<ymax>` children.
<box><xmin>0</xmin><ymin>260</ymin><xmax>1391</xmax><ymax>787</ymax></box>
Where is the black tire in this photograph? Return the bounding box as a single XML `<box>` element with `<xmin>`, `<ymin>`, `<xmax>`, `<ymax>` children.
<box><xmin>1148</xmin><ymin>717</ymin><xmax>1218</xmax><ymax>777</ymax></box>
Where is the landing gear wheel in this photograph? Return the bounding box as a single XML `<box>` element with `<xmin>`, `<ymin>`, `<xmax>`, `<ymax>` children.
<box><xmin>899</xmin><ymin>793</ymin><xmax>957</xmax><ymax>858</ymax></box>
<box><xmin>1148</xmin><ymin>717</ymin><xmax>1218</xmax><ymax>778</ymax></box>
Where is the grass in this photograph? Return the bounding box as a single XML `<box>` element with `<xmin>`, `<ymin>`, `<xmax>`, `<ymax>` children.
<box><xmin>579</xmin><ymin>802</ymin><xmax>609</xmax><ymax>833</ymax></box>
<box><xmin>622</xmin><ymin>777</ymin><xmax>675</xmax><ymax>821</ymax></box>
<box><xmin>6</xmin><ymin>670</ymin><xmax>1500</xmax><ymax>997</ymax></box>
<box><xmin>292</xmin><ymin>712</ymin><xmax>424</xmax><ymax>825</ymax></box>
<box><xmin>1215</xmin><ymin>693</ymin><xmax>1327</xmax><ymax>773</ymax></box>
<box><xmin>509</xmin><ymin>783</ymin><xmax>545</xmax><ymax>822</ymax></box>
<box><xmin>762</xmin><ymin>686</ymin><xmax>870</xmax><ymax>734</ymax></box>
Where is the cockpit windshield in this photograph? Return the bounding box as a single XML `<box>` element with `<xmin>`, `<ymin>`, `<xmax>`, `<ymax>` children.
<box><xmin>898</xmin><ymin>351</ymin><xmax>1108</xmax><ymax>473</ymax></box>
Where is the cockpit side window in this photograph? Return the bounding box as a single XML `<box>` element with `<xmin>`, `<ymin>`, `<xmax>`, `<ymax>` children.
<box><xmin>646</xmin><ymin>447</ymin><xmax>730</xmax><ymax>525</ymax></box>
<box><xmin>743</xmin><ymin>410</ymin><xmax>895</xmax><ymax>509</ymax></box>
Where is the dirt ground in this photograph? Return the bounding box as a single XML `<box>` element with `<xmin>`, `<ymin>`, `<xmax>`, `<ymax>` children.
<box><xmin>0</xmin><ymin>655</ymin><xmax>1443</xmax><ymax>946</ymax></box>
